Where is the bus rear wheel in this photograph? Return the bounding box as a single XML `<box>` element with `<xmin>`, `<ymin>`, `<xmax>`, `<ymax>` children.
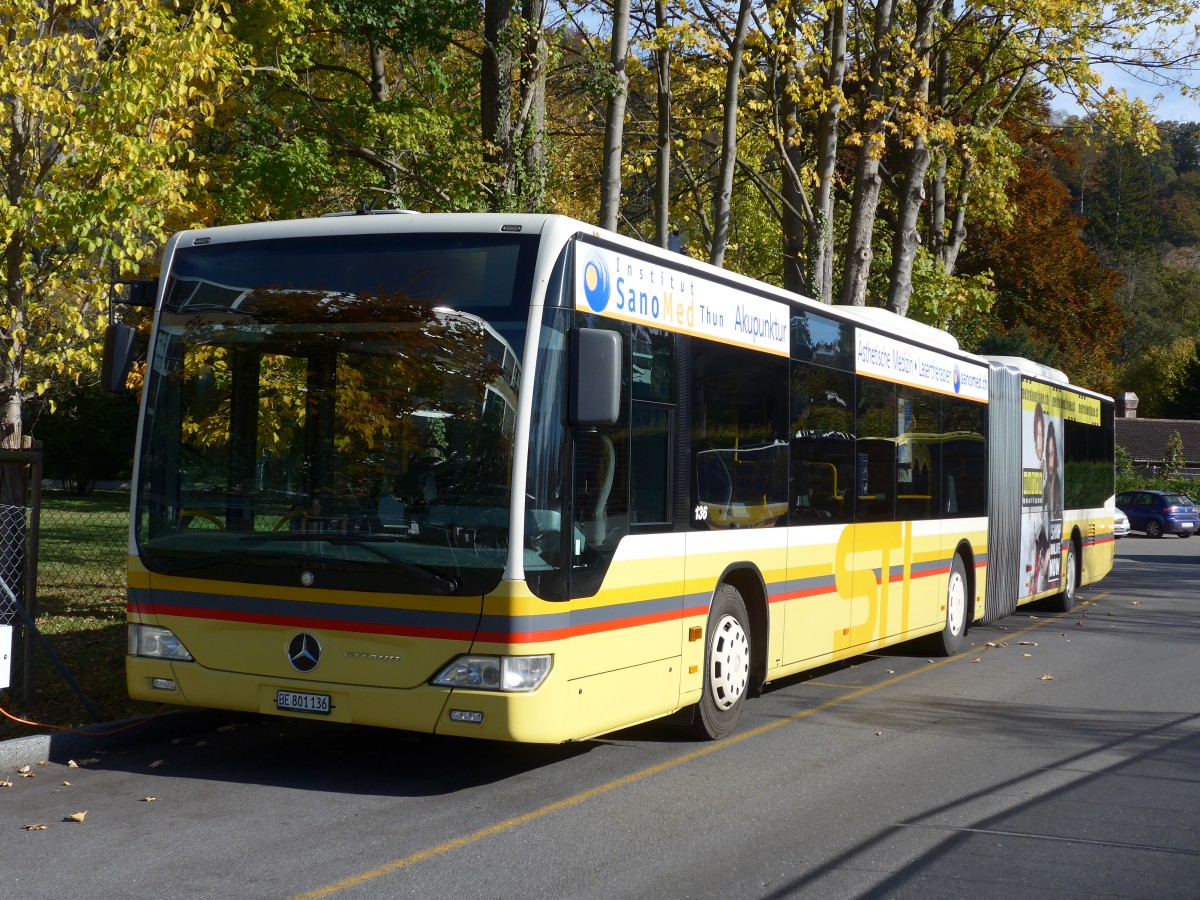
<box><xmin>1051</xmin><ymin>537</ymin><xmax>1079</xmax><ymax>613</ymax></box>
<box><xmin>691</xmin><ymin>584</ymin><xmax>751</xmax><ymax>740</ymax></box>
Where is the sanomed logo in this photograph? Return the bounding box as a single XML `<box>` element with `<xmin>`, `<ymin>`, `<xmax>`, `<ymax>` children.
<box><xmin>582</xmin><ymin>254</ymin><xmax>610</xmax><ymax>313</ymax></box>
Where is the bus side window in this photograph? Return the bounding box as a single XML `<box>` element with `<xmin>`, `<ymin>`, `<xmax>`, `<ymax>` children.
<box><xmin>691</xmin><ymin>339</ymin><xmax>789</xmax><ymax>529</ymax></box>
<box><xmin>791</xmin><ymin>363</ymin><xmax>854</xmax><ymax>523</ymax></box>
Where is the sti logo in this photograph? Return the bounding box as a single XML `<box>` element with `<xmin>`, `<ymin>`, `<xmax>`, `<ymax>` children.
<box><xmin>582</xmin><ymin>253</ymin><xmax>610</xmax><ymax>313</ymax></box>
<box><xmin>952</xmin><ymin>364</ymin><xmax>962</xmax><ymax>394</ymax></box>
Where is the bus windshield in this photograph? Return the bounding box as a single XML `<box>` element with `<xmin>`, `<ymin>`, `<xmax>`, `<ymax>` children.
<box><xmin>135</xmin><ymin>232</ymin><xmax>537</xmax><ymax>595</ymax></box>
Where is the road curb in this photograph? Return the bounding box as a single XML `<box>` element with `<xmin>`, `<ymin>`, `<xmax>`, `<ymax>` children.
<box><xmin>0</xmin><ymin>708</ymin><xmax>240</xmax><ymax>771</ymax></box>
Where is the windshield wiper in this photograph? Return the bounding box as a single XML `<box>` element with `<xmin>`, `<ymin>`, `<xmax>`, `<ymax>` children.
<box><xmin>235</xmin><ymin>533</ymin><xmax>459</xmax><ymax>595</ymax></box>
<box><xmin>149</xmin><ymin>549</ymin><xmax>280</xmax><ymax>574</ymax></box>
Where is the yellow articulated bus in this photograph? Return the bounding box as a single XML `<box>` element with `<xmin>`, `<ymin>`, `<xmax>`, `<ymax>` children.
<box><xmin>102</xmin><ymin>213</ymin><xmax>1114</xmax><ymax>743</ymax></box>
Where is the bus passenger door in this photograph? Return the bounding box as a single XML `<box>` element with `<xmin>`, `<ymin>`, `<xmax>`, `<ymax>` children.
<box><xmin>784</xmin><ymin>363</ymin><xmax>857</xmax><ymax>666</ymax></box>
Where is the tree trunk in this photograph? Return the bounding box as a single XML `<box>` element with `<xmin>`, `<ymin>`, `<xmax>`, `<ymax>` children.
<box><xmin>885</xmin><ymin>0</ymin><xmax>938</xmax><ymax>316</ymax></box>
<box><xmin>942</xmin><ymin>161</ymin><xmax>972</xmax><ymax>276</ymax></box>
<box><xmin>483</xmin><ymin>0</ymin><xmax>515</xmax><ymax>210</ymax></box>
<box><xmin>599</xmin><ymin>0</ymin><xmax>632</xmax><ymax>231</ymax></box>
<box><xmin>518</xmin><ymin>0</ymin><xmax>547</xmax><ymax>211</ymax></box>
<box><xmin>927</xmin><ymin>0</ymin><xmax>953</xmax><ymax>264</ymax></box>
<box><xmin>809</xmin><ymin>0</ymin><xmax>847</xmax><ymax>303</ymax></box>
<box><xmin>709</xmin><ymin>0</ymin><xmax>753</xmax><ymax>268</ymax></box>
<box><xmin>654</xmin><ymin>0</ymin><xmax>671</xmax><ymax>249</ymax></box>
<box><xmin>839</xmin><ymin>0</ymin><xmax>896</xmax><ymax>306</ymax></box>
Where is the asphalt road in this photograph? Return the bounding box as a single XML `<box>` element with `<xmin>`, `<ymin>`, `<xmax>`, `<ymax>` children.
<box><xmin>2</xmin><ymin>533</ymin><xmax>1198</xmax><ymax>900</ymax></box>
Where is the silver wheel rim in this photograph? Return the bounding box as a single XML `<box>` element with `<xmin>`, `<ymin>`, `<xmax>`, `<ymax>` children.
<box><xmin>709</xmin><ymin>614</ymin><xmax>750</xmax><ymax>711</ymax></box>
<box><xmin>1065</xmin><ymin>545</ymin><xmax>1076</xmax><ymax>596</ymax></box>
<box><xmin>946</xmin><ymin>568</ymin><xmax>966</xmax><ymax>636</ymax></box>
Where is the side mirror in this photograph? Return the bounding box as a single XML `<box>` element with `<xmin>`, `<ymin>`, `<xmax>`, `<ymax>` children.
<box><xmin>100</xmin><ymin>322</ymin><xmax>137</xmax><ymax>394</ymax></box>
<box><xmin>568</xmin><ymin>328</ymin><xmax>621</xmax><ymax>426</ymax></box>
<box><xmin>101</xmin><ymin>278</ymin><xmax>157</xmax><ymax>393</ymax></box>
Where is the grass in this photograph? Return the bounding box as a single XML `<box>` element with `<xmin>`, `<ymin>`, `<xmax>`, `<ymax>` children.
<box><xmin>0</xmin><ymin>490</ymin><xmax>159</xmax><ymax>741</ymax></box>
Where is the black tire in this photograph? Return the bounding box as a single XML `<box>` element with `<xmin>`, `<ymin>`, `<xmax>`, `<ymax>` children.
<box><xmin>924</xmin><ymin>554</ymin><xmax>968</xmax><ymax>656</ymax></box>
<box><xmin>691</xmin><ymin>584</ymin><xmax>752</xmax><ymax>740</ymax></box>
<box><xmin>1145</xmin><ymin>519</ymin><xmax>1164</xmax><ymax>539</ymax></box>
<box><xmin>1179</xmin><ymin>531</ymin><xmax>1192</xmax><ymax>539</ymax></box>
<box><xmin>1050</xmin><ymin>536</ymin><xmax>1078</xmax><ymax>613</ymax></box>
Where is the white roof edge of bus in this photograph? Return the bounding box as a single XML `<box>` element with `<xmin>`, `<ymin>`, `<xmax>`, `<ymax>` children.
<box><xmin>983</xmin><ymin>355</ymin><xmax>1070</xmax><ymax>384</ymax></box>
<box><xmin>174</xmin><ymin>214</ymin><xmax>986</xmax><ymax>366</ymax></box>
<box><xmin>175</xmin><ymin>212</ymin><xmax>561</xmax><ymax>243</ymax></box>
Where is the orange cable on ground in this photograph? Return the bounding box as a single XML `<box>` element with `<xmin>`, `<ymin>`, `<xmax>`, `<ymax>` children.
<box><xmin>0</xmin><ymin>702</ymin><xmax>167</xmax><ymax>737</ymax></box>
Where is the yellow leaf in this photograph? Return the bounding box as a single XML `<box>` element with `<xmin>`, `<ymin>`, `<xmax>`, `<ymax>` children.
<box><xmin>23</xmin><ymin>824</ymin><xmax>48</xmax><ymax>831</ymax></box>
<box><xmin>1041</xmin><ymin>674</ymin><xmax>1055</xmax><ymax>681</ymax></box>
<box><xmin>142</xmin><ymin>796</ymin><xmax>157</xmax><ymax>802</ymax></box>
<box><xmin>65</xmin><ymin>811</ymin><xmax>87</xmax><ymax>823</ymax></box>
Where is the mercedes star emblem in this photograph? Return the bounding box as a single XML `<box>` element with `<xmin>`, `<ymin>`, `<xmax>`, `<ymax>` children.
<box><xmin>287</xmin><ymin>633</ymin><xmax>322</xmax><ymax>672</ymax></box>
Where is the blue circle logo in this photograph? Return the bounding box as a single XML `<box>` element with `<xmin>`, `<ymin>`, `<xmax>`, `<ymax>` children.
<box><xmin>952</xmin><ymin>365</ymin><xmax>962</xmax><ymax>393</ymax></box>
<box><xmin>582</xmin><ymin>255</ymin><xmax>610</xmax><ymax>313</ymax></box>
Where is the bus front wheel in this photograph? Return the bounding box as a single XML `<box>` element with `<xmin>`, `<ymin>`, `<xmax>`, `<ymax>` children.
<box><xmin>691</xmin><ymin>584</ymin><xmax>751</xmax><ymax>740</ymax></box>
<box><xmin>925</xmin><ymin>555</ymin><xmax>968</xmax><ymax>657</ymax></box>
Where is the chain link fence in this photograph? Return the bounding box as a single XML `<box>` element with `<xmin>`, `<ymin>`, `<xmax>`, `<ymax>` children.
<box><xmin>0</xmin><ymin>502</ymin><xmax>25</xmax><ymax>627</ymax></box>
<box><xmin>37</xmin><ymin>488</ymin><xmax>130</xmax><ymax>615</ymax></box>
<box><xmin>0</xmin><ymin>442</ymin><xmax>128</xmax><ymax>708</ymax></box>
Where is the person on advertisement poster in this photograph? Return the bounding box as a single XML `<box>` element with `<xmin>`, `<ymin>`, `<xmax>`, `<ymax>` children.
<box><xmin>1044</xmin><ymin>421</ymin><xmax>1063</xmax><ymax>521</ymax></box>
<box><xmin>1042</xmin><ymin>418</ymin><xmax>1064</xmax><ymax>591</ymax></box>
<box><xmin>1021</xmin><ymin>401</ymin><xmax>1046</xmax><ymax>597</ymax></box>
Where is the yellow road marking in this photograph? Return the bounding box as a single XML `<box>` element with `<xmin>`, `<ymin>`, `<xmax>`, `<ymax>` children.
<box><xmin>295</xmin><ymin>595</ymin><xmax>1103</xmax><ymax>899</ymax></box>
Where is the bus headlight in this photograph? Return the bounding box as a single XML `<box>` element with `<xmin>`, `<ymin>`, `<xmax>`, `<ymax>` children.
<box><xmin>432</xmin><ymin>654</ymin><xmax>552</xmax><ymax>692</ymax></box>
<box><xmin>128</xmin><ymin>624</ymin><xmax>194</xmax><ymax>661</ymax></box>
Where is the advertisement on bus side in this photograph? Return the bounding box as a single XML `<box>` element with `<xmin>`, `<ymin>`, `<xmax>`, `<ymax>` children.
<box><xmin>575</xmin><ymin>243</ymin><xmax>791</xmax><ymax>356</ymax></box>
<box><xmin>1020</xmin><ymin>378</ymin><xmax>1065</xmax><ymax>598</ymax></box>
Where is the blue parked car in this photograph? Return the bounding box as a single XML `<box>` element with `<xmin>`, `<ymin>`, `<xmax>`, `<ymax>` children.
<box><xmin>1115</xmin><ymin>490</ymin><xmax>1199</xmax><ymax>538</ymax></box>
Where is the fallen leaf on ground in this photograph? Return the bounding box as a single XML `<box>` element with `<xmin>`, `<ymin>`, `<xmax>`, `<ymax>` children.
<box><xmin>62</xmin><ymin>781</ymin><xmax>71</xmax><ymax>787</ymax></box>
<box><xmin>67</xmin><ymin>760</ymin><xmax>79</xmax><ymax>768</ymax></box>
<box><xmin>1041</xmin><ymin>674</ymin><xmax>1055</xmax><ymax>681</ymax></box>
<box><xmin>0</xmin><ymin>779</ymin><xmax>12</xmax><ymax>788</ymax></box>
<box><xmin>970</xmin><ymin>657</ymin><xmax>982</xmax><ymax>663</ymax></box>
<box><xmin>65</xmin><ymin>811</ymin><xmax>87</xmax><ymax>823</ymax></box>
<box><xmin>23</xmin><ymin>824</ymin><xmax>48</xmax><ymax>831</ymax></box>
<box><xmin>148</xmin><ymin>760</ymin><xmax>164</xmax><ymax>769</ymax></box>
<box><xmin>142</xmin><ymin>796</ymin><xmax>157</xmax><ymax>802</ymax></box>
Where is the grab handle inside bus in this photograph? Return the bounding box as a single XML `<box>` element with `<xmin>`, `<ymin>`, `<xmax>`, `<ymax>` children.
<box><xmin>569</xmin><ymin>327</ymin><xmax>622</xmax><ymax>426</ymax></box>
